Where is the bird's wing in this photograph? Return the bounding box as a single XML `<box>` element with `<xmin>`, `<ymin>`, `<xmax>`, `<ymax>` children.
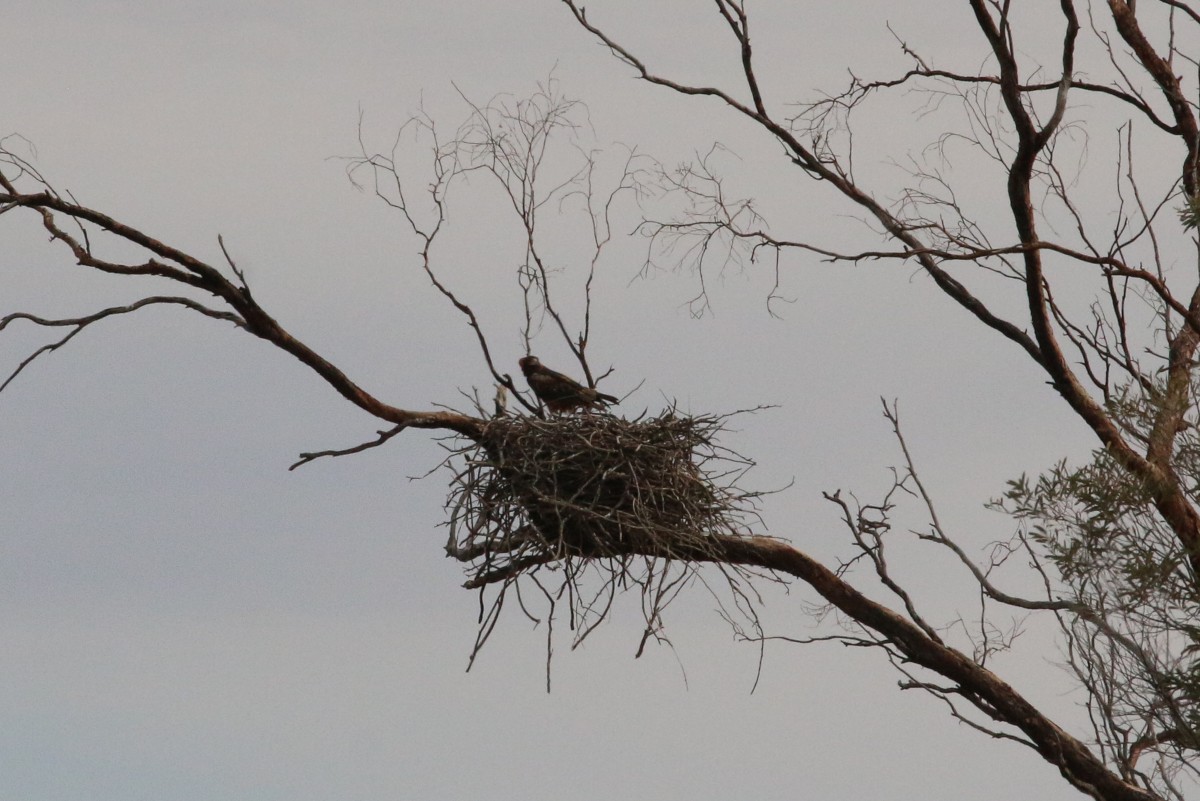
<box><xmin>540</xmin><ymin>365</ymin><xmax>588</xmax><ymax>391</ymax></box>
<box><xmin>528</xmin><ymin>370</ymin><xmax>584</xmax><ymax>403</ymax></box>
<box><xmin>525</xmin><ymin>362</ymin><xmax>617</xmax><ymax>409</ymax></box>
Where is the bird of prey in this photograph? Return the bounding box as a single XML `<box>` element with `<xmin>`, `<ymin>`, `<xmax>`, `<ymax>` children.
<box><xmin>519</xmin><ymin>355</ymin><xmax>618</xmax><ymax>413</ymax></box>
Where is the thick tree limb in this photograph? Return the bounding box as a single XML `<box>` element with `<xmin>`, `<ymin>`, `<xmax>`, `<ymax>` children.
<box><xmin>683</xmin><ymin>534</ymin><xmax>1159</xmax><ymax>801</ymax></box>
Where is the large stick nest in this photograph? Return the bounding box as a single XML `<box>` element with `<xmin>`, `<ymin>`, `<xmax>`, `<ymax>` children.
<box><xmin>441</xmin><ymin>409</ymin><xmax>774</xmax><ymax>676</ymax></box>
<box><xmin>445</xmin><ymin>409</ymin><xmax>763</xmax><ymax>588</ymax></box>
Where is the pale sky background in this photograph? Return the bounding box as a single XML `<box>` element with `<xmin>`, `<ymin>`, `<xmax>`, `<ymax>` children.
<box><xmin>0</xmin><ymin>2</ymin><xmax>1138</xmax><ymax>800</ymax></box>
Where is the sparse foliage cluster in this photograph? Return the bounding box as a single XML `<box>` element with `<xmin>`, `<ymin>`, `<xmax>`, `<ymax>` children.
<box><xmin>993</xmin><ymin>384</ymin><xmax>1200</xmax><ymax>785</ymax></box>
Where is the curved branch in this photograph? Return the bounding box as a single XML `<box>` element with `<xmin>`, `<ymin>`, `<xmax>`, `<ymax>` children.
<box><xmin>1108</xmin><ymin>0</ymin><xmax>1200</xmax><ymax>197</ymax></box>
<box><xmin>678</xmin><ymin>534</ymin><xmax>1159</xmax><ymax>801</ymax></box>
<box><xmin>1</xmin><ymin>170</ymin><xmax>485</xmax><ymax>441</ymax></box>
<box><xmin>837</xmin><ymin>66</ymin><xmax>1179</xmax><ymax>135</ymax></box>
<box><xmin>289</xmin><ymin>424</ymin><xmax>408</xmax><ymax>470</ymax></box>
<box><xmin>0</xmin><ymin>297</ymin><xmax>244</xmax><ymax>393</ymax></box>
<box><xmin>561</xmin><ymin>0</ymin><xmax>1043</xmax><ymax>366</ymax></box>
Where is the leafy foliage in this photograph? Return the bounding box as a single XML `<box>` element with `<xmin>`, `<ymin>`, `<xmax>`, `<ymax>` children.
<box><xmin>992</xmin><ymin>385</ymin><xmax>1200</xmax><ymax>774</ymax></box>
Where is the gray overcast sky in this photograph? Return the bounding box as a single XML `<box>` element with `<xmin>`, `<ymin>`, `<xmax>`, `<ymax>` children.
<box><xmin>1</xmin><ymin>2</ymin><xmax>1116</xmax><ymax>800</ymax></box>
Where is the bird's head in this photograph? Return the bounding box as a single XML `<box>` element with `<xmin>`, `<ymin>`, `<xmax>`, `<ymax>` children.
<box><xmin>518</xmin><ymin>355</ymin><xmax>541</xmax><ymax>375</ymax></box>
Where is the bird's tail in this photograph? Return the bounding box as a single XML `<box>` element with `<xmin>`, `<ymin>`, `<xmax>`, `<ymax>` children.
<box><xmin>596</xmin><ymin>391</ymin><xmax>619</xmax><ymax>405</ymax></box>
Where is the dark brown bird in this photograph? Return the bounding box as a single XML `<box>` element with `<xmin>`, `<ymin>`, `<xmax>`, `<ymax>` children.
<box><xmin>519</xmin><ymin>355</ymin><xmax>618</xmax><ymax>413</ymax></box>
